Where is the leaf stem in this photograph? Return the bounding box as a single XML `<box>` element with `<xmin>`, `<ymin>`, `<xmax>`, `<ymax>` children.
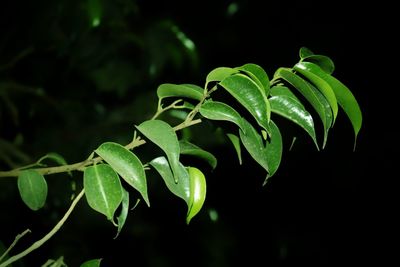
<box><xmin>0</xmin><ymin>189</ymin><xmax>85</xmax><ymax>267</ymax></box>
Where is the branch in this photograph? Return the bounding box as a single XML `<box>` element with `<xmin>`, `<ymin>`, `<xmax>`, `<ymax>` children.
<box><xmin>0</xmin><ymin>189</ymin><xmax>85</xmax><ymax>267</ymax></box>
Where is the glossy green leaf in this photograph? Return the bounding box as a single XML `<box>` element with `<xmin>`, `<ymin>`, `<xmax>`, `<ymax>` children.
<box><xmin>226</xmin><ymin>133</ymin><xmax>242</xmax><ymax>165</ymax></box>
<box><xmin>298</xmin><ymin>62</ymin><xmax>362</xmax><ymax>145</ymax></box>
<box><xmin>199</xmin><ymin>100</ymin><xmax>244</xmax><ymax>130</ymax></box>
<box><xmin>270</xmin><ymin>85</ymin><xmax>300</xmax><ymax>100</ymax></box>
<box><xmin>302</xmin><ymin>55</ymin><xmax>335</xmax><ymax>74</ymax></box>
<box><xmin>239</xmin><ymin>119</ymin><xmax>282</xmax><ymax>177</ymax></box>
<box><xmin>115</xmin><ymin>188</ymin><xmax>129</xmax><ymax>239</ymax></box>
<box><xmin>84</xmin><ymin>164</ymin><xmax>123</xmax><ymax>221</ymax></box>
<box><xmin>270</xmin><ymin>95</ymin><xmax>318</xmax><ymax>149</ymax></box>
<box><xmin>150</xmin><ymin>156</ymin><xmax>190</xmax><ymax>203</ymax></box>
<box><xmin>157</xmin><ymin>83</ymin><xmax>203</xmax><ymax>101</ymax></box>
<box><xmin>238</xmin><ymin>119</ymin><xmax>268</xmax><ymax>173</ymax></box>
<box><xmin>263</xmin><ymin>120</ymin><xmax>282</xmax><ymax>178</ymax></box>
<box><xmin>236</xmin><ymin>63</ymin><xmax>270</xmax><ymax>95</ymax></box>
<box><xmin>299</xmin><ymin>47</ymin><xmax>314</xmax><ymax>58</ymax></box>
<box><xmin>219</xmin><ymin>73</ymin><xmax>271</xmax><ymax>134</ymax></box>
<box><xmin>136</xmin><ymin>120</ymin><xmax>181</xmax><ymax>183</ymax></box>
<box><xmin>80</xmin><ymin>258</ymin><xmax>102</xmax><ymax>267</ymax></box>
<box><xmin>274</xmin><ymin>68</ymin><xmax>333</xmax><ymax>147</ymax></box>
<box><xmin>179</xmin><ymin>140</ymin><xmax>217</xmax><ymax>169</ymax></box>
<box><xmin>186</xmin><ymin>167</ymin><xmax>207</xmax><ymax>224</ymax></box>
<box><xmin>205</xmin><ymin>67</ymin><xmax>238</xmax><ymax>87</ymax></box>
<box><xmin>17</xmin><ymin>170</ymin><xmax>47</xmax><ymax>211</ymax></box>
<box><xmin>294</xmin><ymin>62</ymin><xmax>339</xmax><ymax>123</ymax></box>
<box><xmin>95</xmin><ymin>142</ymin><xmax>149</xmax><ymax>206</ymax></box>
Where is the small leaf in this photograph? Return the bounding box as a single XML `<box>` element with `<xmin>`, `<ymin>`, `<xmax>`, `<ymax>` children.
<box><xmin>236</xmin><ymin>63</ymin><xmax>270</xmax><ymax>95</ymax></box>
<box><xmin>179</xmin><ymin>140</ymin><xmax>217</xmax><ymax>169</ymax></box>
<box><xmin>263</xmin><ymin>120</ymin><xmax>283</xmax><ymax>178</ymax></box>
<box><xmin>226</xmin><ymin>133</ymin><xmax>242</xmax><ymax>165</ymax></box>
<box><xmin>37</xmin><ymin>152</ymin><xmax>71</xmax><ymax>176</ymax></box>
<box><xmin>206</xmin><ymin>67</ymin><xmax>238</xmax><ymax>87</ymax></box>
<box><xmin>150</xmin><ymin>156</ymin><xmax>190</xmax><ymax>203</ymax></box>
<box><xmin>186</xmin><ymin>167</ymin><xmax>207</xmax><ymax>224</ymax></box>
<box><xmin>95</xmin><ymin>142</ymin><xmax>149</xmax><ymax>206</ymax></box>
<box><xmin>18</xmin><ymin>170</ymin><xmax>47</xmax><ymax>211</ymax></box>
<box><xmin>299</xmin><ymin>47</ymin><xmax>314</xmax><ymax>58</ymax></box>
<box><xmin>294</xmin><ymin>62</ymin><xmax>339</xmax><ymax>123</ymax></box>
<box><xmin>157</xmin><ymin>83</ymin><xmax>203</xmax><ymax>101</ymax></box>
<box><xmin>80</xmin><ymin>258</ymin><xmax>102</xmax><ymax>267</ymax></box>
<box><xmin>87</xmin><ymin>0</ymin><xmax>102</xmax><ymax>27</ymax></box>
<box><xmin>115</xmin><ymin>188</ymin><xmax>129</xmax><ymax>239</ymax></box>
<box><xmin>84</xmin><ymin>164</ymin><xmax>123</xmax><ymax>221</ymax></box>
<box><xmin>270</xmin><ymin>95</ymin><xmax>318</xmax><ymax>149</ymax></box>
<box><xmin>200</xmin><ymin>100</ymin><xmax>244</xmax><ymax>130</ymax></box>
<box><xmin>219</xmin><ymin>73</ymin><xmax>271</xmax><ymax>134</ymax></box>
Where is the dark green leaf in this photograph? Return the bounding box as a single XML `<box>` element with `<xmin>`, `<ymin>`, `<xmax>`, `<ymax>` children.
<box><xmin>136</xmin><ymin>120</ymin><xmax>181</xmax><ymax>183</ymax></box>
<box><xmin>297</xmin><ymin>62</ymin><xmax>362</xmax><ymax>146</ymax></box>
<box><xmin>17</xmin><ymin>170</ymin><xmax>47</xmax><ymax>211</ymax></box>
<box><xmin>37</xmin><ymin>152</ymin><xmax>71</xmax><ymax>175</ymax></box>
<box><xmin>226</xmin><ymin>133</ymin><xmax>242</xmax><ymax>165</ymax></box>
<box><xmin>238</xmin><ymin>119</ymin><xmax>269</xmax><ymax>173</ymax></box>
<box><xmin>274</xmin><ymin>68</ymin><xmax>333</xmax><ymax>147</ymax></box>
<box><xmin>157</xmin><ymin>83</ymin><xmax>203</xmax><ymax>101</ymax></box>
<box><xmin>219</xmin><ymin>73</ymin><xmax>271</xmax><ymax>134</ymax></box>
<box><xmin>236</xmin><ymin>63</ymin><xmax>270</xmax><ymax>95</ymax></box>
<box><xmin>263</xmin><ymin>120</ymin><xmax>283</xmax><ymax>178</ymax></box>
<box><xmin>299</xmin><ymin>47</ymin><xmax>314</xmax><ymax>58</ymax></box>
<box><xmin>294</xmin><ymin>62</ymin><xmax>339</xmax><ymax>122</ymax></box>
<box><xmin>179</xmin><ymin>140</ymin><xmax>217</xmax><ymax>169</ymax></box>
<box><xmin>270</xmin><ymin>95</ymin><xmax>318</xmax><ymax>149</ymax></box>
<box><xmin>115</xmin><ymin>188</ymin><xmax>129</xmax><ymax>239</ymax></box>
<box><xmin>84</xmin><ymin>164</ymin><xmax>123</xmax><ymax>221</ymax></box>
<box><xmin>150</xmin><ymin>156</ymin><xmax>190</xmax><ymax>203</ymax></box>
<box><xmin>302</xmin><ymin>54</ymin><xmax>335</xmax><ymax>74</ymax></box>
<box><xmin>80</xmin><ymin>259</ymin><xmax>102</xmax><ymax>267</ymax></box>
<box><xmin>199</xmin><ymin>100</ymin><xmax>244</xmax><ymax>130</ymax></box>
<box><xmin>95</xmin><ymin>142</ymin><xmax>149</xmax><ymax>206</ymax></box>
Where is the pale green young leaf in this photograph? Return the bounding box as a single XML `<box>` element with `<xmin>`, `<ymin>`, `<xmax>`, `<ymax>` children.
<box><xmin>205</xmin><ymin>67</ymin><xmax>238</xmax><ymax>86</ymax></box>
<box><xmin>157</xmin><ymin>83</ymin><xmax>203</xmax><ymax>101</ymax></box>
<box><xmin>236</xmin><ymin>63</ymin><xmax>270</xmax><ymax>95</ymax></box>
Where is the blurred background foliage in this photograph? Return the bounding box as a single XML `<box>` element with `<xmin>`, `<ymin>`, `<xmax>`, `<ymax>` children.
<box><xmin>0</xmin><ymin>0</ymin><xmax>386</xmax><ymax>266</ymax></box>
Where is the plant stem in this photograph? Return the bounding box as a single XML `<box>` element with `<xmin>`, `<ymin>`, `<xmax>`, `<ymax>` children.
<box><xmin>0</xmin><ymin>189</ymin><xmax>85</xmax><ymax>267</ymax></box>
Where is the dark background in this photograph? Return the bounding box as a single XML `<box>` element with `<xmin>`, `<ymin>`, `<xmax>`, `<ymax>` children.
<box><xmin>0</xmin><ymin>1</ymin><xmax>395</xmax><ymax>266</ymax></box>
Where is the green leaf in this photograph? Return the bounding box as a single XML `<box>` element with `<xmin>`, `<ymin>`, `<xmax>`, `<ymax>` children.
<box><xmin>157</xmin><ymin>83</ymin><xmax>203</xmax><ymax>101</ymax></box>
<box><xmin>293</xmin><ymin>62</ymin><xmax>339</xmax><ymax>123</ymax></box>
<box><xmin>226</xmin><ymin>133</ymin><xmax>242</xmax><ymax>165</ymax></box>
<box><xmin>186</xmin><ymin>167</ymin><xmax>207</xmax><ymax>224</ymax></box>
<box><xmin>302</xmin><ymin>54</ymin><xmax>335</xmax><ymax>74</ymax></box>
<box><xmin>84</xmin><ymin>164</ymin><xmax>123</xmax><ymax>221</ymax></box>
<box><xmin>236</xmin><ymin>63</ymin><xmax>270</xmax><ymax>96</ymax></box>
<box><xmin>274</xmin><ymin>68</ymin><xmax>333</xmax><ymax>147</ymax></box>
<box><xmin>238</xmin><ymin>119</ymin><xmax>268</xmax><ymax>173</ymax></box>
<box><xmin>239</xmin><ymin>119</ymin><xmax>282</xmax><ymax>178</ymax></box>
<box><xmin>297</xmin><ymin>62</ymin><xmax>362</xmax><ymax>146</ymax></box>
<box><xmin>270</xmin><ymin>85</ymin><xmax>300</xmax><ymax>101</ymax></box>
<box><xmin>150</xmin><ymin>156</ymin><xmax>190</xmax><ymax>204</ymax></box>
<box><xmin>263</xmin><ymin>120</ymin><xmax>283</xmax><ymax>179</ymax></box>
<box><xmin>115</xmin><ymin>188</ymin><xmax>129</xmax><ymax>239</ymax></box>
<box><xmin>37</xmin><ymin>152</ymin><xmax>71</xmax><ymax>176</ymax></box>
<box><xmin>17</xmin><ymin>170</ymin><xmax>47</xmax><ymax>211</ymax></box>
<box><xmin>205</xmin><ymin>67</ymin><xmax>238</xmax><ymax>87</ymax></box>
<box><xmin>95</xmin><ymin>142</ymin><xmax>149</xmax><ymax>206</ymax></box>
<box><xmin>179</xmin><ymin>140</ymin><xmax>217</xmax><ymax>169</ymax></box>
<box><xmin>87</xmin><ymin>0</ymin><xmax>102</xmax><ymax>28</ymax></box>
<box><xmin>80</xmin><ymin>258</ymin><xmax>102</xmax><ymax>267</ymax></box>
<box><xmin>199</xmin><ymin>100</ymin><xmax>244</xmax><ymax>130</ymax></box>
<box><xmin>136</xmin><ymin>120</ymin><xmax>181</xmax><ymax>183</ymax></box>
<box><xmin>269</xmin><ymin>95</ymin><xmax>318</xmax><ymax>149</ymax></box>
<box><xmin>219</xmin><ymin>73</ymin><xmax>271</xmax><ymax>134</ymax></box>
<box><xmin>299</xmin><ymin>47</ymin><xmax>314</xmax><ymax>58</ymax></box>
